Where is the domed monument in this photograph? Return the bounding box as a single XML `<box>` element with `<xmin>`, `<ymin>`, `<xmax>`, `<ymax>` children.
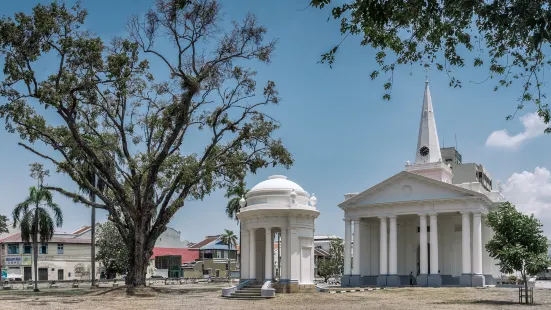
<box><xmin>237</xmin><ymin>175</ymin><xmax>319</xmax><ymax>294</ymax></box>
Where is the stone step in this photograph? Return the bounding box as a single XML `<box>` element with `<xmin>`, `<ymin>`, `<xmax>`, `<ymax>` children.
<box><xmin>233</xmin><ymin>292</ymin><xmax>262</xmax><ymax>296</ymax></box>
<box><xmin>245</xmin><ymin>285</ymin><xmax>263</xmax><ymax>288</ymax></box>
<box><xmin>228</xmin><ymin>295</ymin><xmax>267</xmax><ymax>300</ymax></box>
<box><xmin>239</xmin><ymin>288</ymin><xmax>262</xmax><ymax>291</ymax></box>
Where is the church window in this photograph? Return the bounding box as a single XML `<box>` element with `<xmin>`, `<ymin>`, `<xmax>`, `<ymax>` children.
<box><xmin>417</xmin><ymin>226</ymin><xmax>431</xmax><ymax>233</ymax></box>
<box><xmin>454</xmin><ymin>224</ymin><xmax>462</xmax><ymax>232</ymax></box>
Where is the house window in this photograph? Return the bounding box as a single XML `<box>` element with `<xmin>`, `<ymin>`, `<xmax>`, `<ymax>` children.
<box><xmin>57</xmin><ymin>244</ymin><xmax>64</xmax><ymax>254</ymax></box>
<box><xmin>40</xmin><ymin>244</ymin><xmax>48</xmax><ymax>254</ymax></box>
<box><xmin>23</xmin><ymin>244</ymin><xmax>32</xmax><ymax>254</ymax></box>
<box><xmin>7</xmin><ymin>244</ymin><xmax>19</xmax><ymax>254</ymax></box>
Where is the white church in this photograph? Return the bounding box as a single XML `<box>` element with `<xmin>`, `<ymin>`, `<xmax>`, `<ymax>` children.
<box><xmin>340</xmin><ymin>81</ymin><xmax>505</xmax><ymax>288</ymax></box>
<box><xmin>230</xmin><ymin>81</ymin><xmax>506</xmax><ymax>297</ymax></box>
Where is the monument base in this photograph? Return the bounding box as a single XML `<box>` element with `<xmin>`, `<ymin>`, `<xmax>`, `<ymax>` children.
<box><xmin>272</xmin><ymin>282</ymin><xmax>316</xmax><ymax>293</ymax></box>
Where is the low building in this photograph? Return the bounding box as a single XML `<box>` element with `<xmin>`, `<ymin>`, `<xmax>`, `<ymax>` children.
<box><xmin>147</xmin><ymin>247</ymin><xmax>198</xmax><ymax>278</ymax></box>
<box><xmin>0</xmin><ymin>231</ymin><xmax>92</xmax><ymax>281</ymax></box>
<box><xmin>185</xmin><ymin>235</ymin><xmax>239</xmax><ymax>278</ymax></box>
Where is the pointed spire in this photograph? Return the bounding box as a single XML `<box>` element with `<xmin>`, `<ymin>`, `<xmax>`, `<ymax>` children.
<box><xmin>415</xmin><ymin>80</ymin><xmax>442</xmax><ymax>164</ymax></box>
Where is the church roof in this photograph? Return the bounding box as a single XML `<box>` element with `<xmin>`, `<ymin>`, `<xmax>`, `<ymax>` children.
<box><xmin>415</xmin><ymin>81</ymin><xmax>442</xmax><ymax>164</ymax></box>
<box><xmin>338</xmin><ymin>170</ymin><xmax>494</xmax><ymax>208</ymax></box>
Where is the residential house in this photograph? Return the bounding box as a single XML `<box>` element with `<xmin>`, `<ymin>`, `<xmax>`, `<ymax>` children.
<box><xmin>184</xmin><ymin>235</ymin><xmax>239</xmax><ymax>278</ymax></box>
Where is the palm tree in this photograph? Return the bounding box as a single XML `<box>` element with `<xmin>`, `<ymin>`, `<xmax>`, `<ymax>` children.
<box><xmin>220</xmin><ymin>229</ymin><xmax>238</xmax><ymax>282</ymax></box>
<box><xmin>12</xmin><ymin>186</ymin><xmax>63</xmax><ymax>292</ymax></box>
<box><xmin>225</xmin><ymin>182</ymin><xmax>248</xmax><ymax>222</ymax></box>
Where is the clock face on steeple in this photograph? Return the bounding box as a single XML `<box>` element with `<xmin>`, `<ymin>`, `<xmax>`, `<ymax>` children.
<box><xmin>419</xmin><ymin>146</ymin><xmax>430</xmax><ymax>157</ymax></box>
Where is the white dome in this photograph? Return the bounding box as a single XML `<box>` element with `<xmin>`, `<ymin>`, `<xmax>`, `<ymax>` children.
<box><xmin>250</xmin><ymin>175</ymin><xmax>304</xmax><ymax>192</ymax></box>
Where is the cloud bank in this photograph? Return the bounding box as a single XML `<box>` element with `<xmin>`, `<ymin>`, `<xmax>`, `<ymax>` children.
<box><xmin>486</xmin><ymin>113</ymin><xmax>547</xmax><ymax>149</ymax></box>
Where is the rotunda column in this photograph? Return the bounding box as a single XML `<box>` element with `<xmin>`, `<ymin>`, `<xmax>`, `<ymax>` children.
<box><xmin>280</xmin><ymin>227</ymin><xmax>287</xmax><ymax>281</ymax></box>
<box><xmin>249</xmin><ymin>228</ymin><xmax>256</xmax><ymax>280</ymax></box>
<box><xmin>265</xmin><ymin>227</ymin><xmax>273</xmax><ymax>281</ymax></box>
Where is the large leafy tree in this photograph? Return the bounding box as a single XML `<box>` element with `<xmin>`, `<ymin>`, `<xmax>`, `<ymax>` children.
<box><xmin>12</xmin><ymin>163</ymin><xmax>63</xmax><ymax>292</ymax></box>
<box><xmin>0</xmin><ymin>1</ymin><xmax>292</xmax><ymax>291</ymax></box>
<box><xmin>311</xmin><ymin>0</ymin><xmax>551</xmax><ymax>132</ymax></box>
<box><xmin>486</xmin><ymin>202</ymin><xmax>550</xmax><ymax>304</ymax></box>
<box><xmin>0</xmin><ymin>215</ymin><xmax>8</xmax><ymax>234</ymax></box>
<box><xmin>220</xmin><ymin>229</ymin><xmax>238</xmax><ymax>281</ymax></box>
<box><xmin>96</xmin><ymin>221</ymin><xmax>130</xmax><ymax>279</ymax></box>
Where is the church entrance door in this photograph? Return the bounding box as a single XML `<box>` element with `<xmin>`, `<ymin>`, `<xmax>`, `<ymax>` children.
<box><xmin>416</xmin><ymin>243</ymin><xmax>430</xmax><ymax>275</ymax></box>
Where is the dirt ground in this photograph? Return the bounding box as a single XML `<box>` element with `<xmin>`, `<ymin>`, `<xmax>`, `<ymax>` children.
<box><xmin>1</xmin><ymin>287</ymin><xmax>550</xmax><ymax>309</ymax></box>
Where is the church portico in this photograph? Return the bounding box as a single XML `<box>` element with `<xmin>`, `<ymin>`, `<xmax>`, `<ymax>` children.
<box><xmin>339</xmin><ymin>81</ymin><xmax>504</xmax><ymax>288</ymax></box>
<box><xmin>343</xmin><ymin>206</ymin><xmax>495</xmax><ymax>287</ymax></box>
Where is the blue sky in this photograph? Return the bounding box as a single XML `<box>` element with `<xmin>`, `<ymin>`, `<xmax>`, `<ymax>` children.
<box><xmin>1</xmin><ymin>0</ymin><xmax>550</xmax><ymax>242</ymax></box>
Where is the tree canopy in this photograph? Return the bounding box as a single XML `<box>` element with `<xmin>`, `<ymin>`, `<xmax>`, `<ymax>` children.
<box><xmin>0</xmin><ymin>215</ymin><xmax>8</xmax><ymax>234</ymax></box>
<box><xmin>486</xmin><ymin>202</ymin><xmax>550</xmax><ymax>303</ymax></box>
<box><xmin>316</xmin><ymin>238</ymin><xmax>344</xmax><ymax>282</ymax></box>
<box><xmin>311</xmin><ymin>0</ymin><xmax>551</xmax><ymax>132</ymax></box>
<box><xmin>0</xmin><ymin>0</ymin><xmax>292</xmax><ymax>289</ymax></box>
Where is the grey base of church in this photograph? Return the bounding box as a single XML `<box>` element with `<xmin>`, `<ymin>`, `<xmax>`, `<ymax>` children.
<box><xmin>484</xmin><ymin>274</ymin><xmax>495</xmax><ymax>285</ymax></box>
<box><xmin>459</xmin><ymin>274</ymin><xmax>472</xmax><ymax>286</ymax></box>
<box><xmin>362</xmin><ymin>276</ymin><xmax>378</xmax><ymax>286</ymax></box>
<box><xmin>376</xmin><ymin>275</ymin><xmax>388</xmax><ymax>286</ymax></box>
<box><xmin>349</xmin><ymin>275</ymin><xmax>362</xmax><ymax>287</ymax></box>
<box><xmin>427</xmin><ymin>275</ymin><xmax>442</xmax><ymax>287</ymax></box>
<box><xmin>340</xmin><ymin>275</ymin><xmax>351</xmax><ymax>287</ymax></box>
<box><xmin>472</xmin><ymin>274</ymin><xmax>485</xmax><ymax>287</ymax></box>
<box><xmin>386</xmin><ymin>275</ymin><xmax>401</xmax><ymax>287</ymax></box>
<box><xmin>417</xmin><ymin>274</ymin><xmax>428</xmax><ymax>287</ymax></box>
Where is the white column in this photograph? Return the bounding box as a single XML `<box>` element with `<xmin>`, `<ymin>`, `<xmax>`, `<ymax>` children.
<box><xmin>281</xmin><ymin>227</ymin><xmax>287</xmax><ymax>280</ymax></box>
<box><xmin>419</xmin><ymin>214</ymin><xmax>428</xmax><ymax>275</ymax></box>
<box><xmin>429</xmin><ymin>213</ymin><xmax>438</xmax><ymax>275</ymax></box>
<box><xmin>388</xmin><ymin>215</ymin><xmax>397</xmax><ymax>275</ymax></box>
<box><xmin>352</xmin><ymin>219</ymin><xmax>361</xmax><ymax>275</ymax></box>
<box><xmin>344</xmin><ymin>219</ymin><xmax>352</xmax><ymax>275</ymax></box>
<box><xmin>472</xmin><ymin>212</ymin><xmax>483</xmax><ymax>275</ymax></box>
<box><xmin>249</xmin><ymin>228</ymin><xmax>256</xmax><ymax>280</ymax></box>
<box><xmin>241</xmin><ymin>229</ymin><xmax>250</xmax><ymax>280</ymax></box>
<box><xmin>461</xmin><ymin>212</ymin><xmax>471</xmax><ymax>274</ymax></box>
<box><xmin>265</xmin><ymin>227</ymin><xmax>273</xmax><ymax>281</ymax></box>
<box><xmin>379</xmin><ymin>216</ymin><xmax>388</xmax><ymax>275</ymax></box>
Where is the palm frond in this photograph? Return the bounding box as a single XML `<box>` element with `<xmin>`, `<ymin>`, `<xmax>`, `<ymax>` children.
<box><xmin>37</xmin><ymin>208</ymin><xmax>55</xmax><ymax>243</ymax></box>
<box><xmin>12</xmin><ymin>200</ymin><xmax>30</xmax><ymax>228</ymax></box>
<box><xmin>46</xmin><ymin>202</ymin><xmax>63</xmax><ymax>227</ymax></box>
<box><xmin>19</xmin><ymin>211</ymin><xmax>35</xmax><ymax>243</ymax></box>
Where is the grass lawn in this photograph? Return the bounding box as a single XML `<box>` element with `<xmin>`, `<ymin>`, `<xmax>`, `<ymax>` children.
<box><xmin>0</xmin><ymin>287</ymin><xmax>550</xmax><ymax>309</ymax></box>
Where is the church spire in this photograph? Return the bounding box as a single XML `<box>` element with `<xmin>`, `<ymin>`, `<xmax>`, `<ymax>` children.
<box><xmin>415</xmin><ymin>80</ymin><xmax>442</xmax><ymax>164</ymax></box>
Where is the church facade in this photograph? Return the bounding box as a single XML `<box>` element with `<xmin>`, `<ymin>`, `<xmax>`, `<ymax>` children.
<box><xmin>341</xmin><ymin>81</ymin><xmax>505</xmax><ymax>288</ymax></box>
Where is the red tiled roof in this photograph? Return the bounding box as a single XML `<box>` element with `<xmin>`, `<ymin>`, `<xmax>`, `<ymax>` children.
<box><xmin>0</xmin><ymin>233</ymin><xmax>91</xmax><ymax>244</ymax></box>
<box><xmin>188</xmin><ymin>236</ymin><xmax>219</xmax><ymax>249</ymax></box>
<box><xmin>72</xmin><ymin>226</ymin><xmax>91</xmax><ymax>235</ymax></box>
<box><xmin>151</xmin><ymin>247</ymin><xmax>199</xmax><ymax>264</ymax></box>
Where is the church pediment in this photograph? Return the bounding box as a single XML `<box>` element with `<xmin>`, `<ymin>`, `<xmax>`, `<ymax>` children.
<box><xmin>340</xmin><ymin>171</ymin><xmax>482</xmax><ymax>208</ymax></box>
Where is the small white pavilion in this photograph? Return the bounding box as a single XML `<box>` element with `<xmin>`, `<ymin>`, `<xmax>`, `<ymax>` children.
<box><xmin>238</xmin><ymin>175</ymin><xmax>320</xmax><ymax>293</ymax></box>
<box><xmin>340</xmin><ymin>81</ymin><xmax>505</xmax><ymax>288</ymax></box>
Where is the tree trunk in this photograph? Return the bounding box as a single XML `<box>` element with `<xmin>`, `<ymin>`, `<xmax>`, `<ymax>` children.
<box><xmin>90</xmin><ymin>192</ymin><xmax>96</xmax><ymax>287</ymax></box>
<box><xmin>125</xmin><ymin>226</ymin><xmax>153</xmax><ymax>294</ymax></box>
<box><xmin>33</xmin><ymin>207</ymin><xmax>39</xmax><ymax>292</ymax></box>
<box><xmin>228</xmin><ymin>244</ymin><xmax>231</xmax><ymax>283</ymax></box>
<box><xmin>522</xmin><ymin>274</ymin><xmax>528</xmax><ymax>304</ymax></box>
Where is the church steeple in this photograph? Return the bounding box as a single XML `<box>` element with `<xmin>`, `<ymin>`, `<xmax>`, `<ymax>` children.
<box><xmin>415</xmin><ymin>80</ymin><xmax>442</xmax><ymax>164</ymax></box>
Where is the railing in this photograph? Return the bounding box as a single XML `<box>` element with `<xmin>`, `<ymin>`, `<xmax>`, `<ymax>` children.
<box><xmin>261</xmin><ymin>280</ymin><xmax>275</xmax><ymax>298</ymax></box>
<box><xmin>222</xmin><ymin>279</ymin><xmax>249</xmax><ymax>297</ymax></box>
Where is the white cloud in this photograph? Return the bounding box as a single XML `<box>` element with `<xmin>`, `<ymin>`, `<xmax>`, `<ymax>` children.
<box><xmin>485</xmin><ymin>113</ymin><xmax>547</xmax><ymax>149</ymax></box>
<box><xmin>502</xmin><ymin>167</ymin><xmax>551</xmax><ymax>236</ymax></box>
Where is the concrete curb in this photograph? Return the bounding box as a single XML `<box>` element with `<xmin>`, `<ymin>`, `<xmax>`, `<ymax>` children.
<box><xmin>323</xmin><ymin>287</ymin><xmax>386</xmax><ymax>294</ymax></box>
